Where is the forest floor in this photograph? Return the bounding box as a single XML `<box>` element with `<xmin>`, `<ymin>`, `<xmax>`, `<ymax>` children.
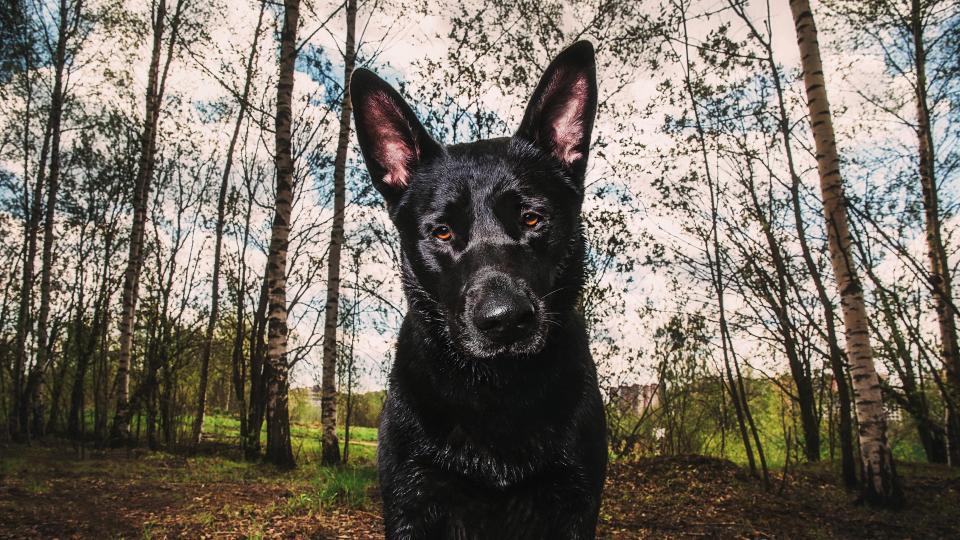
<box><xmin>1</xmin><ymin>441</ymin><xmax>959</xmax><ymax>539</ymax></box>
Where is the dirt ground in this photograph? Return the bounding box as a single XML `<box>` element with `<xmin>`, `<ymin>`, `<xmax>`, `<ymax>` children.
<box><xmin>1</xmin><ymin>443</ymin><xmax>958</xmax><ymax>539</ymax></box>
<box><xmin>599</xmin><ymin>455</ymin><xmax>960</xmax><ymax>538</ymax></box>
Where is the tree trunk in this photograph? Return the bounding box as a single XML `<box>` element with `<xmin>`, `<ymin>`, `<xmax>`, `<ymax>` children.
<box><xmin>142</xmin><ymin>258</ymin><xmax>174</xmax><ymax>450</ymax></box>
<box><xmin>740</xmin><ymin>166</ymin><xmax>820</xmax><ymax>464</ymax></box>
<box><xmin>29</xmin><ymin>0</ymin><xmax>75</xmax><ymax>440</ymax></box>
<box><xmin>12</xmin><ymin>38</ymin><xmax>47</xmax><ymax>443</ymax></box>
<box><xmin>231</xmin><ymin>298</ymin><xmax>248</xmax><ymax>448</ymax></box>
<box><xmin>111</xmin><ymin>0</ymin><xmax>183</xmax><ymax>445</ymax></box>
<box><xmin>342</xmin><ymin>269</ymin><xmax>359</xmax><ymax>465</ymax></box>
<box><xmin>11</xmin><ymin>0</ymin><xmax>77</xmax><ymax>441</ymax></box>
<box><xmin>789</xmin><ymin>0</ymin><xmax>902</xmax><ymax>507</ymax></box>
<box><xmin>263</xmin><ymin>0</ymin><xmax>301</xmax><ymax>469</ymax></box>
<box><xmin>231</xmin><ymin>201</ymin><xmax>252</xmax><ymax>453</ymax></box>
<box><xmin>191</xmin><ymin>1</ymin><xmax>266</xmax><ymax>447</ymax></box>
<box><xmin>93</xmin><ymin>296</ymin><xmax>111</xmax><ymax>443</ymax></box>
<box><xmin>230</xmin><ymin>184</ymin><xmax>252</xmax><ymax>453</ymax></box>
<box><xmin>729</xmin><ymin>0</ymin><xmax>856</xmax><ymax>484</ymax></box>
<box><xmin>46</xmin><ymin>342</ymin><xmax>71</xmax><ymax>434</ymax></box>
<box><xmin>160</xmin><ymin>357</ymin><xmax>175</xmax><ymax>446</ymax></box>
<box><xmin>245</xmin><ymin>276</ymin><xmax>269</xmax><ymax>460</ymax></box>
<box><xmin>910</xmin><ymin>0</ymin><xmax>960</xmax><ymax>466</ymax></box>
<box><xmin>0</xmin><ymin>270</ymin><xmax>15</xmax><ymax>438</ymax></box>
<box><xmin>145</xmin><ymin>364</ymin><xmax>159</xmax><ymax>450</ymax></box>
<box><xmin>69</xmin><ymin>228</ymin><xmax>113</xmax><ymax>440</ymax></box>
<box><xmin>784</xmin><ymin>112</ymin><xmax>858</xmax><ymax>481</ymax></box>
<box><xmin>319</xmin><ymin>0</ymin><xmax>357</xmax><ymax>466</ymax></box>
<box><xmin>68</xmin><ymin>307</ymin><xmax>100</xmax><ymax>439</ymax></box>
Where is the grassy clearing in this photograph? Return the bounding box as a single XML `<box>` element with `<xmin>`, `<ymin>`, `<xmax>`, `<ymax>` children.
<box><xmin>284</xmin><ymin>466</ymin><xmax>379</xmax><ymax>514</ymax></box>
<box><xmin>193</xmin><ymin>413</ymin><xmax>379</xmax><ymax>465</ymax></box>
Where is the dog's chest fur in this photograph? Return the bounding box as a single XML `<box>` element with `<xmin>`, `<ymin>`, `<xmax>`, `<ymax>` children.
<box><xmin>378</xmin><ymin>314</ymin><xmax>603</xmax><ymax>539</ymax></box>
<box><xmin>393</xmin><ymin>318</ymin><xmax>588</xmax><ymax>483</ymax></box>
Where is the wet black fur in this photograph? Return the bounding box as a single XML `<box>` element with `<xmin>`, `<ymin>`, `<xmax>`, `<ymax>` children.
<box><xmin>351</xmin><ymin>42</ymin><xmax>607</xmax><ymax>540</ymax></box>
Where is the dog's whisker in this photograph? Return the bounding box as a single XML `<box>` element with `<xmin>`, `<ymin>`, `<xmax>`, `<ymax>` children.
<box><xmin>540</xmin><ymin>285</ymin><xmax>572</xmax><ymax>301</ymax></box>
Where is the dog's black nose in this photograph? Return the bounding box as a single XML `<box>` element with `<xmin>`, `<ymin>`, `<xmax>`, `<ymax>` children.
<box><xmin>473</xmin><ymin>292</ymin><xmax>536</xmax><ymax>344</ymax></box>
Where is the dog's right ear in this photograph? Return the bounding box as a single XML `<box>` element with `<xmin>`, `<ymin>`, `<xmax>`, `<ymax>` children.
<box><xmin>351</xmin><ymin>69</ymin><xmax>441</xmax><ymax>207</ymax></box>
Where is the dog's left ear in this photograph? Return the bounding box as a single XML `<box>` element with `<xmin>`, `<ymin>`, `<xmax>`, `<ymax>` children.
<box><xmin>516</xmin><ymin>41</ymin><xmax>598</xmax><ymax>180</ymax></box>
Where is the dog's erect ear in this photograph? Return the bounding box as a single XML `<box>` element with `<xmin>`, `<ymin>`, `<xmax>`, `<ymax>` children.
<box><xmin>516</xmin><ymin>41</ymin><xmax>597</xmax><ymax>179</ymax></box>
<box><xmin>351</xmin><ymin>69</ymin><xmax>441</xmax><ymax>205</ymax></box>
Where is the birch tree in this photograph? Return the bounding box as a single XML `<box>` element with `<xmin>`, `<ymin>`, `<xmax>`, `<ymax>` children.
<box><xmin>8</xmin><ymin>0</ymin><xmax>86</xmax><ymax>440</ymax></box>
<box><xmin>789</xmin><ymin>0</ymin><xmax>903</xmax><ymax>506</ymax></box>
<box><xmin>111</xmin><ymin>0</ymin><xmax>186</xmax><ymax>444</ymax></box>
<box><xmin>726</xmin><ymin>0</ymin><xmax>856</xmax><ymax>485</ymax></box>
<box><xmin>263</xmin><ymin>0</ymin><xmax>301</xmax><ymax>468</ymax></box>
<box><xmin>319</xmin><ymin>0</ymin><xmax>357</xmax><ymax>467</ymax></box>
<box><xmin>28</xmin><ymin>0</ymin><xmax>89</xmax><ymax>439</ymax></box>
<box><xmin>825</xmin><ymin>0</ymin><xmax>960</xmax><ymax>466</ymax></box>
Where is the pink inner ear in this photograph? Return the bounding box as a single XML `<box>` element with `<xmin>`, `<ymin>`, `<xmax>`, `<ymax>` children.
<box><xmin>545</xmin><ymin>73</ymin><xmax>588</xmax><ymax>166</ymax></box>
<box><xmin>364</xmin><ymin>91</ymin><xmax>419</xmax><ymax>188</ymax></box>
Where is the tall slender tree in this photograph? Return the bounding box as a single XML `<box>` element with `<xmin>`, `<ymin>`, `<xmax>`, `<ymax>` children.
<box><xmin>28</xmin><ymin>0</ymin><xmax>85</xmax><ymax>439</ymax></box>
<box><xmin>906</xmin><ymin>0</ymin><xmax>960</xmax><ymax>464</ymax></box>
<box><xmin>826</xmin><ymin>0</ymin><xmax>960</xmax><ymax>467</ymax></box>
<box><xmin>110</xmin><ymin>0</ymin><xmax>186</xmax><ymax>444</ymax></box>
<box><xmin>263</xmin><ymin>0</ymin><xmax>301</xmax><ymax>468</ymax></box>
<box><xmin>789</xmin><ymin>0</ymin><xmax>902</xmax><ymax>506</ymax></box>
<box><xmin>8</xmin><ymin>0</ymin><xmax>84</xmax><ymax>440</ymax></box>
<box><xmin>10</xmin><ymin>0</ymin><xmax>43</xmax><ymax>441</ymax></box>
<box><xmin>726</xmin><ymin>0</ymin><xmax>855</xmax><ymax>483</ymax></box>
<box><xmin>319</xmin><ymin>0</ymin><xmax>357</xmax><ymax>467</ymax></box>
<box><xmin>191</xmin><ymin>0</ymin><xmax>267</xmax><ymax>448</ymax></box>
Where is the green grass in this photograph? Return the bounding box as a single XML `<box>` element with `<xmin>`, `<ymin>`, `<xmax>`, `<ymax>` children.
<box><xmin>284</xmin><ymin>465</ymin><xmax>378</xmax><ymax>513</ymax></box>
<box><xmin>314</xmin><ymin>465</ymin><xmax>378</xmax><ymax>507</ymax></box>
<box><xmin>342</xmin><ymin>425</ymin><xmax>378</xmax><ymax>442</ymax></box>
<box><xmin>194</xmin><ymin>511</ymin><xmax>215</xmax><ymax>527</ymax></box>
<box><xmin>192</xmin><ymin>413</ymin><xmax>378</xmax><ymax>466</ymax></box>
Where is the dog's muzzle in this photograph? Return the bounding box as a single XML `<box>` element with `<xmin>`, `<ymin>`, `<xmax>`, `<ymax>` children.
<box><xmin>460</xmin><ymin>272</ymin><xmax>544</xmax><ymax>357</ymax></box>
<box><xmin>472</xmin><ymin>287</ymin><xmax>536</xmax><ymax>344</ymax></box>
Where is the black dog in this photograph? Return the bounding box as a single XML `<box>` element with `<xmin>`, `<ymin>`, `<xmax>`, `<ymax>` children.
<box><xmin>350</xmin><ymin>41</ymin><xmax>607</xmax><ymax>540</ymax></box>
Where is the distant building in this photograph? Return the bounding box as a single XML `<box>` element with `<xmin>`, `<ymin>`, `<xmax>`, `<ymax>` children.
<box><xmin>608</xmin><ymin>383</ymin><xmax>660</xmax><ymax>415</ymax></box>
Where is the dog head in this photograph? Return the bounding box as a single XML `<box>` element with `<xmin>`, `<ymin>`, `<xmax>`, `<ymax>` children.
<box><xmin>351</xmin><ymin>41</ymin><xmax>597</xmax><ymax>359</ymax></box>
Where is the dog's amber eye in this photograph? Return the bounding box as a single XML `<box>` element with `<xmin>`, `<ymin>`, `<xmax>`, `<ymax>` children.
<box><xmin>432</xmin><ymin>225</ymin><xmax>453</xmax><ymax>241</ymax></box>
<box><xmin>522</xmin><ymin>212</ymin><xmax>542</xmax><ymax>228</ymax></box>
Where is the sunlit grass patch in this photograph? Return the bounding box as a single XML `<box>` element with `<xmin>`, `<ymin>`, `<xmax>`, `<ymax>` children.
<box><xmin>284</xmin><ymin>465</ymin><xmax>378</xmax><ymax>514</ymax></box>
<box><xmin>315</xmin><ymin>465</ymin><xmax>378</xmax><ymax>508</ymax></box>
<box><xmin>180</xmin><ymin>455</ymin><xmax>261</xmax><ymax>482</ymax></box>
<box><xmin>197</xmin><ymin>413</ymin><xmax>379</xmax><ymax>466</ymax></box>
<box><xmin>342</xmin><ymin>425</ymin><xmax>378</xmax><ymax>442</ymax></box>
